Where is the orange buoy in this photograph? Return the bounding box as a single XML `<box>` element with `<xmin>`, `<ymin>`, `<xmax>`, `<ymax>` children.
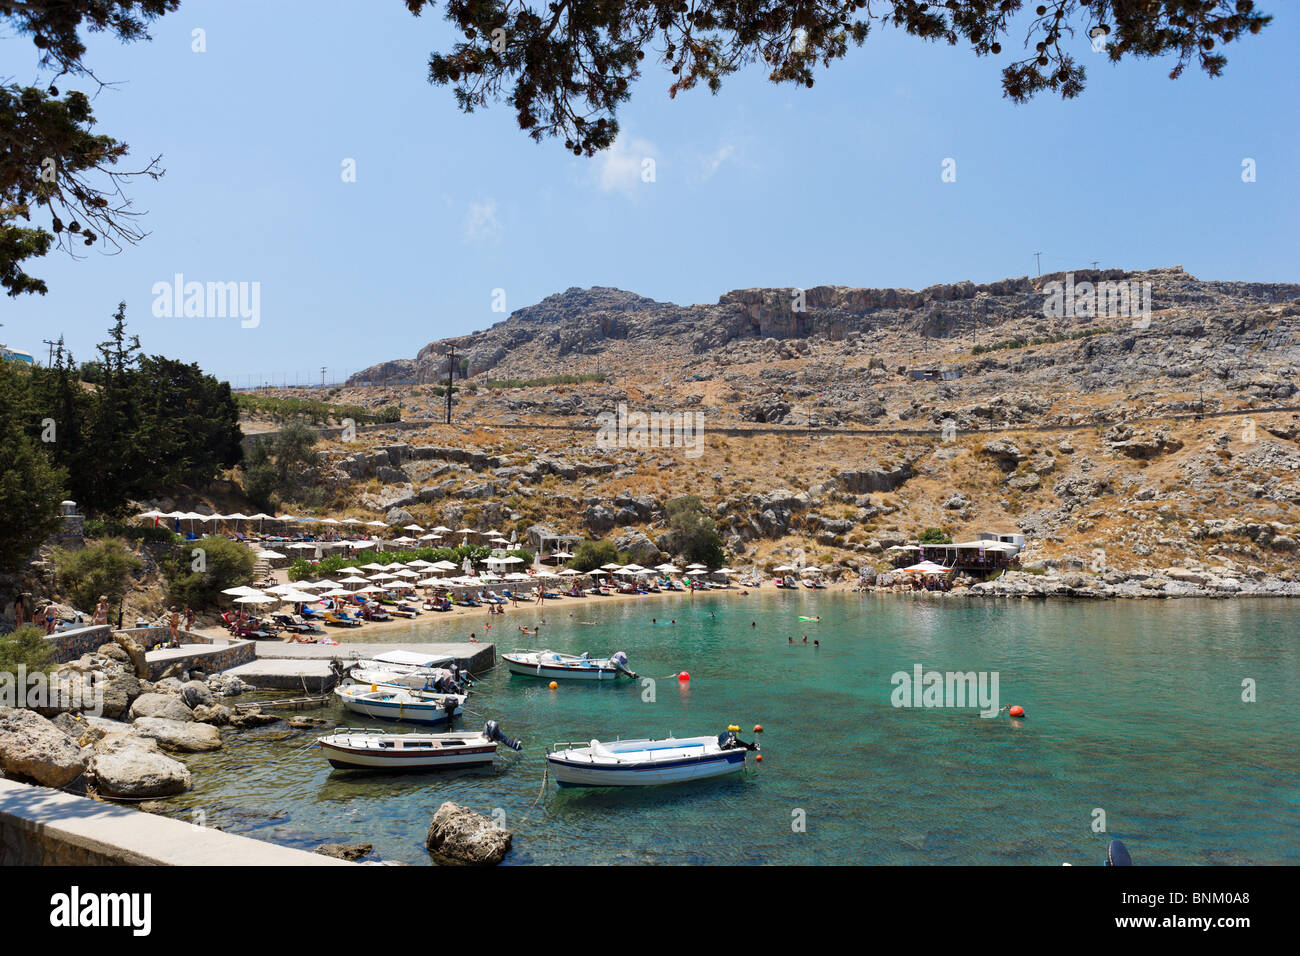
<box><xmin>678</xmin><ymin>671</ymin><xmax>690</xmax><ymax>682</ymax></box>
<box><xmin>753</xmin><ymin>724</ymin><xmax>764</xmax><ymax>733</ymax></box>
<box><xmin>548</xmin><ymin>681</ymin><xmax>558</xmax><ymax>690</ymax></box>
<box><xmin>1009</xmin><ymin>705</ymin><xmax>1025</xmax><ymax>718</ymax></box>
<box><xmin>755</xmin><ymin>754</ymin><xmax>763</xmax><ymax>762</ymax></box>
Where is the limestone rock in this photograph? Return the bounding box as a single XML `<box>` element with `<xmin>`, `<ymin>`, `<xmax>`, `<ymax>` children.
<box><xmin>131</xmin><ymin>717</ymin><xmax>222</xmax><ymax>752</ymax></box>
<box><xmin>425</xmin><ymin>801</ymin><xmax>512</xmax><ymax>866</ymax></box>
<box><xmin>0</xmin><ymin>707</ymin><xmax>88</xmax><ymax>788</ymax></box>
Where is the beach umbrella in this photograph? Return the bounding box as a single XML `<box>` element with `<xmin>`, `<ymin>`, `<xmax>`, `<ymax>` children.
<box><xmin>369</xmin><ymin>571</ymin><xmax>397</xmax><ymax>581</ymax></box>
<box><xmin>341</xmin><ymin>518</ymin><xmax>362</xmax><ymax>525</ymax></box>
<box><xmin>559</xmin><ymin>569</ymin><xmax>582</xmax><ymax>576</ymax></box>
<box><xmin>221</xmin><ymin>585</ymin><xmax>265</xmax><ymax>597</ymax></box>
<box><xmin>416</xmin><ymin>577</ymin><xmax>445</xmax><ymax>587</ymax></box>
<box><xmin>601</xmin><ymin>563</ymin><xmax>622</xmax><ymax>570</ymax></box>
<box><xmin>339</xmin><ymin>575</ymin><xmax>369</xmax><ymax>585</ymax></box>
<box><xmin>903</xmin><ymin>561</ymin><xmax>951</xmax><ymax>575</ymax></box>
<box><xmin>772</xmin><ymin>565</ymin><xmax>796</xmax><ymax>573</ymax></box>
<box><xmin>319</xmin><ymin>518</ymin><xmax>340</xmax><ymax>526</ymax></box>
<box><xmin>361</xmin><ymin>562</ymin><xmax>387</xmax><ymax>571</ymax></box>
<box><xmin>234</xmin><ymin>594</ymin><xmax>275</xmax><ymax>605</ymax></box>
<box><xmin>255</xmin><ymin>549</ymin><xmax>286</xmax><ymax>559</ymax></box>
<box><xmin>407</xmin><ymin>560</ymin><xmax>435</xmax><ymax>568</ymax></box>
<box><xmin>137</xmin><ymin>509</ymin><xmax>164</xmax><ymax>520</ymax></box>
<box><xmin>365</xmin><ymin>520</ymin><xmax>387</xmax><ymax>527</ymax></box>
<box><xmin>277</xmin><ymin>589</ymin><xmax>323</xmax><ymax>604</ymax></box>
<box><xmin>403</xmin><ymin>523</ymin><xmax>425</xmax><ymax>532</ymax></box>
<box><xmin>265</xmin><ymin>584</ymin><xmax>301</xmax><ymax>595</ymax></box>
<box><xmin>336</xmin><ymin>566</ymin><xmax>363</xmax><ymax>574</ymax></box>
<box><xmin>431</xmin><ymin>526</ymin><xmax>452</xmax><ymax>533</ymax></box>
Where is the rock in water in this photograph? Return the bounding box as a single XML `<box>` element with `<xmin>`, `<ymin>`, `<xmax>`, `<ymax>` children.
<box><xmin>315</xmin><ymin>842</ymin><xmax>373</xmax><ymax>861</ymax></box>
<box><xmin>0</xmin><ymin>708</ymin><xmax>88</xmax><ymax>788</ymax></box>
<box><xmin>424</xmin><ymin>801</ymin><xmax>512</xmax><ymax>865</ymax></box>
<box><xmin>88</xmin><ymin>735</ymin><xmax>191</xmax><ymax>798</ymax></box>
<box><xmin>131</xmin><ymin>717</ymin><xmax>222</xmax><ymax>752</ymax></box>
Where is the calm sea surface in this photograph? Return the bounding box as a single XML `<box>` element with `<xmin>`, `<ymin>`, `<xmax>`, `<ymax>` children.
<box><xmin>171</xmin><ymin>592</ymin><xmax>1300</xmax><ymax>865</ymax></box>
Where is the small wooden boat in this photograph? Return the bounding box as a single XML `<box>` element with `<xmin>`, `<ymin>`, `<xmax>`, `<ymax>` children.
<box><xmin>503</xmin><ymin>650</ymin><xmax>637</xmax><ymax>681</ymax></box>
<box><xmin>334</xmin><ymin>683</ymin><xmax>466</xmax><ymax>724</ymax></box>
<box><xmin>319</xmin><ymin>720</ymin><xmax>521</xmax><ymax>771</ymax></box>
<box><xmin>546</xmin><ymin>729</ymin><xmax>759</xmax><ymax>788</ymax></box>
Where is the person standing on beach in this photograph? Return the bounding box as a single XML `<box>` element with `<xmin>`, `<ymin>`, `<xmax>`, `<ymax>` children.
<box><xmin>184</xmin><ymin>607</ymin><xmax>196</xmax><ymax>631</ymax></box>
<box><xmin>93</xmin><ymin>595</ymin><xmax>109</xmax><ymax>626</ymax></box>
<box><xmin>169</xmin><ymin>607</ymin><xmax>180</xmax><ymax>642</ymax></box>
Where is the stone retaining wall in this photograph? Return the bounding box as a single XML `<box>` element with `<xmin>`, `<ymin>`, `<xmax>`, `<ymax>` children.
<box><xmin>43</xmin><ymin>625</ymin><xmax>113</xmax><ymax>663</ymax></box>
<box><xmin>145</xmin><ymin>640</ymin><xmax>257</xmax><ymax>681</ymax></box>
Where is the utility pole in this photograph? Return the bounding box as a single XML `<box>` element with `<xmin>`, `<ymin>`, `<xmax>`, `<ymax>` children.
<box><xmin>445</xmin><ymin>344</ymin><xmax>455</xmax><ymax>424</ymax></box>
<box><xmin>43</xmin><ymin>338</ymin><xmax>57</xmax><ymax>366</ymax></box>
<box><xmin>1033</xmin><ymin>252</ymin><xmax>1042</xmax><ymax>277</ymax></box>
<box><xmin>1091</xmin><ymin>260</ymin><xmax>1099</xmax><ymax>271</ymax></box>
<box><xmin>320</xmin><ymin>366</ymin><xmax>327</xmax><ymax>388</ymax></box>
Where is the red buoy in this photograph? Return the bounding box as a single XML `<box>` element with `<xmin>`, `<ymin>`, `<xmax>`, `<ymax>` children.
<box><xmin>755</xmin><ymin>754</ymin><xmax>763</xmax><ymax>763</ymax></box>
<box><xmin>1009</xmin><ymin>705</ymin><xmax>1025</xmax><ymax>718</ymax></box>
<box><xmin>753</xmin><ymin>724</ymin><xmax>764</xmax><ymax>733</ymax></box>
<box><xmin>677</xmin><ymin>671</ymin><xmax>690</xmax><ymax>682</ymax></box>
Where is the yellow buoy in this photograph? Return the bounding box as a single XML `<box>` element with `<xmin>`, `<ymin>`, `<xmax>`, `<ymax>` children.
<box><xmin>549</xmin><ymin>681</ymin><xmax>558</xmax><ymax>690</ymax></box>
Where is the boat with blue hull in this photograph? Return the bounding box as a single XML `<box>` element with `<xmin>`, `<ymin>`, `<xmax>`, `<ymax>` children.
<box><xmin>546</xmin><ymin>729</ymin><xmax>758</xmax><ymax>787</ymax></box>
<box><xmin>334</xmin><ymin>684</ymin><xmax>466</xmax><ymax>725</ymax></box>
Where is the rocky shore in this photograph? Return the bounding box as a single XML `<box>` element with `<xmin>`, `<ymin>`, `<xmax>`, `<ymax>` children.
<box><xmin>0</xmin><ymin>635</ymin><xmax>273</xmax><ymax>800</ymax></box>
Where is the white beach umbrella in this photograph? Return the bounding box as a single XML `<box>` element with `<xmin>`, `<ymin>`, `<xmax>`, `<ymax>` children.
<box><xmin>403</xmin><ymin>524</ymin><xmax>425</xmax><ymax>532</ymax></box>
<box><xmin>221</xmin><ymin>585</ymin><xmax>265</xmax><ymax>597</ymax></box>
<box><xmin>234</xmin><ymin>594</ymin><xmax>275</xmax><ymax>605</ymax></box>
<box><xmin>336</xmin><ymin>566</ymin><xmax>363</xmax><ymax>574</ymax></box>
<box><xmin>256</xmin><ymin>549</ymin><xmax>286</xmax><ymax>559</ymax></box>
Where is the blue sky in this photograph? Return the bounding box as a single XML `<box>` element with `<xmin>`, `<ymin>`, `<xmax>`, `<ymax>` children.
<box><xmin>3</xmin><ymin>0</ymin><xmax>1297</xmax><ymax>386</ymax></box>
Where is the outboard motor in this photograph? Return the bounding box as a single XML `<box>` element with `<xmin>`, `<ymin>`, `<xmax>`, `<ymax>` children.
<box><xmin>441</xmin><ymin>696</ymin><xmax>460</xmax><ymax>725</ymax></box>
<box><xmin>1105</xmin><ymin>839</ymin><xmax>1132</xmax><ymax>866</ymax></box>
<box><xmin>716</xmin><ymin>729</ymin><xmax>758</xmax><ymax>751</ymax></box>
<box><xmin>483</xmin><ymin>720</ymin><xmax>523</xmax><ymax>751</ymax></box>
<box><xmin>610</xmin><ymin>651</ymin><xmax>638</xmax><ymax>679</ymax></box>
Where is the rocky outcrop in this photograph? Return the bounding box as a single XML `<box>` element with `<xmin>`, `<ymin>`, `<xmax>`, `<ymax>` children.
<box><xmin>87</xmin><ymin>733</ymin><xmax>192</xmax><ymax>798</ymax></box>
<box><xmin>424</xmin><ymin>802</ymin><xmax>512</xmax><ymax>865</ymax></box>
<box><xmin>0</xmin><ymin>708</ymin><xmax>87</xmax><ymax>788</ymax></box>
<box><xmin>128</xmin><ymin>693</ymin><xmax>194</xmax><ymax>723</ymax></box>
<box><xmin>131</xmin><ymin>717</ymin><xmax>222</xmax><ymax>752</ymax></box>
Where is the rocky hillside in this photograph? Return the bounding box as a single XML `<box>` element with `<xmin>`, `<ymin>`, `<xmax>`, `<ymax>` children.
<box><xmin>251</xmin><ymin>265</ymin><xmax>1300</xmax><ymax>586</ymax></box>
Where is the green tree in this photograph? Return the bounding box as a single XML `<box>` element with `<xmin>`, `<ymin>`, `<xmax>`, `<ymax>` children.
<box><xmin>664</xmin><ymin>495</ymin><xmax>724</xmax><ymax>567</ymax></box>
<box><xmin>919</xmin><ymin>527</ymin><xmax>952</xmax><ymax>544</ymax></box>
<box><xmin>409</xmin><ymin>0</ymin><xmax>1273</xmax><ymax>154</ymax></box>
<box><xmin>1</xmin><ymin>2</ymin><xmax>175</xmax><ymax>295</ymax></box>
<box><xmin>568</xmin><ymin>540</ymin><xmax>620</xmax><ymax>573</ymax></box>
<box><xmin>0</xmin><ymin>360</ymin><xmax>66</xmax><ymax>573</ymax></box>
<box><xmin>52</xmin><ymin>538</ymin><xmax>143</xmax><ymax>614</ymax></box>
<box><xmin>0</xmin><ymin>625</ymin><xmax>55</xmax><ymax>675</ymax></box>
<box><xmin>160</xmin><ymin>536</ymin><xmax>255</xmax><ymax>609</ymax></box>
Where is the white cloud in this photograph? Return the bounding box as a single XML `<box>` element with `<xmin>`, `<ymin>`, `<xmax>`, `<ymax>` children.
<box><xmin>594</xmin><ymin>136</ymin><xmax>657</xmax><ymax>196</ymax></box>
<box><xmin>701</xmin><ymin>143</ymin><xmax>736</xmax><ymax>179</ymax></box>
<box><xmin>462</xmin><ymin>199</ymin><xmax>503</xmax><ymax>244</ymax></box>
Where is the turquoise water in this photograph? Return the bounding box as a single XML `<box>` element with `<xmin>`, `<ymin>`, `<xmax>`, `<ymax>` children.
<box><xmin>174</xmin><ymin>593</ymin><xmax>1300</xmax><ymax>865</ymax></box>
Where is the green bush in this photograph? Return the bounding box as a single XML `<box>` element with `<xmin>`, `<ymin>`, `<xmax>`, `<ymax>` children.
<box><xmin>0</xmin><ymin>625</ymin><xmax>54</xmax><ymax>675</ymax></box>
<box><xmin>83</xmin><ymin>519</ymin><xmax>179</xmax><ymax>545</ymax></box>
<box><xmin>568</xmin><ymin>540</ymin><xmax>619</xmax><ymax>573</ymax></box>
<box><xmin>160</xmin><ymin>536</ymin><xmax>255</xmax><ymax>609</ymax></box>
<box><xmin>918</xmin><ymin>527</ymin><xmax>952</xmax><ymax>545</ymax></box>
<box><xmin>664</xmin><ymin>496</ymin><xmax>724</xmax><ymax>567</ymax></box>
<box><xmin>52</xmin><ymin>539</ymin><xmax>143</xmax><ymax>615</ymax></box>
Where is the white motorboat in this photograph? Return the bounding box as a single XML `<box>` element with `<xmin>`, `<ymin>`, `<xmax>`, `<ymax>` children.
<box><xmin>546</xmin><ymin>729</ymin><xmax>758</xmax><ymax>787</ymax></box>
<box><xmin>319</xmin><ymin>720</ymin><xmax>521</xmax><ymax>771</ymax></box>
<box><xmin>503</xmin><ymin>649</ymin><xmax>637</xmax><ymax>681</ymax></box>
<box><xmin>334</xmin><ymin>683</ymin><xmax>466</xmax><ymax>725</ymax></box>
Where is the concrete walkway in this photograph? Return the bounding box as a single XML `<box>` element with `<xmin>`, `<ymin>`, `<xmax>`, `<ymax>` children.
<box><xmin>225</xmin><ymin>641</ymin><xmax>495</xmax><ymax>690</ymax></box>
<box><xmin>0</xmin><ymin>779</ymin><xmax>351</xmax><ymax>866</ymax></box>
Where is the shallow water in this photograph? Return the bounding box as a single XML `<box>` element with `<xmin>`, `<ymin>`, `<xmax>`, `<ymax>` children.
<box><xmin>172</xmin><ymin>592</ymin><xmax>1300</xmax><ymax>865</ymax></box>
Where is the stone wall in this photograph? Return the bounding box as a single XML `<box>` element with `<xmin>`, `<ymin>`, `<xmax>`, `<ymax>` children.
<box><xmin>145</xmin><ymin>640</ymin><xmax>256</xmax><ymax>681</ymax></box>
<box><xmin>43</xmin><ymin>625</ymin><xmax>113</xmax><ymax>663</ymax></box>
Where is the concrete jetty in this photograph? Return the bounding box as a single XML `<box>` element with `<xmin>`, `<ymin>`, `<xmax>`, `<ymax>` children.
<box><xmin>224</xmin><ymin>641</ymin><xmax>495</xmax><ymax>691</ymax></box>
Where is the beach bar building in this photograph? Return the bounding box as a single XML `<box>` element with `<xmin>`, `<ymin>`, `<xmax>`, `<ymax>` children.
<box><xmin>889</xmin><ymin>532</ymin><xmax>1024</xmax><ymax>578</ymax></box>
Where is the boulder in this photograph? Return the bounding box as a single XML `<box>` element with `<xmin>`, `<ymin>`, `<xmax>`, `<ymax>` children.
<box><xmin>0</xmin><ymin>707</ymin><xmax>88</xmax><ymax>788</ymax></box>
<box><xmin>425</xmin><ymin>802</ymin><xmax>512</xmax><ymax>865</ymax></box>
<box><xmin>131</xmin><ymin>717</ymin><xmax>222</xmax><ymax>752</ymax></box>
<box><xmin>191</xmin><ymin>703</ymin><xmax>232</xmax><ymax>726</ymax></box>
<box><xmin>99</xmin><ymin>673</ymin><xmax>143</xmax><ymax>720</ymax></box>
<box><xmin>180</xmin><ymin>681</ymin><xmax>214</xmax><ymax>709</ymax></box>
<box><xmin>113</xmin><ymin>634</ymin><xmax>148</xmax><ymax>679</ymax></box>
<box><xmin>129</xmin><ymin>693</ymin><xmax>194</xmax><ymax>722</ymax></box>
<box><xmin>315</xmin><ymin>842</ymin><xmax>372</xmax><ymax>862</ymax></box>
<box><xmin>89</xmin><ymin>741</ymin><xmax>191</xmax><ymax>798</ymax></box>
